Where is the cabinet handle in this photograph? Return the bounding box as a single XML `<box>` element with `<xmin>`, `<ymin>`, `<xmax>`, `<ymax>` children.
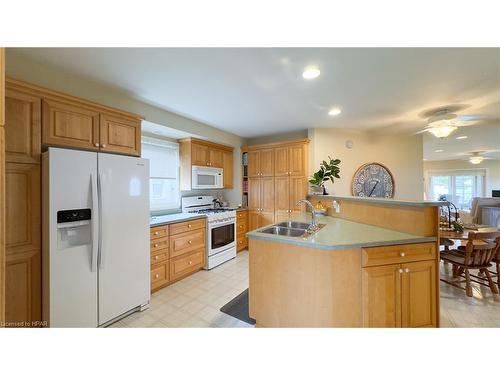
<box><xmin>239</xmin><ymin>225</ymin><xmax>243</xmax><ymax>228</ymax></box>
<box><xmin>400</xmin><ymin>252</ymin><xmax>405</xmax><ymax>257</ymax></box>
<box><xmin>188</xmin><ymin>261</ymin><xmax>193</xmax><ymax>265</ymax></box>
<box><xmin>155</xmin><ymin>274</ymin><xmax>160</xmax><ymax>279</ymax></box>
<box><xmin>154</xmin><ymin>231</ymin><xmax>159</xmax><ymax>235</ymax></box>
<box><xmin>94</xmin><ymin>143</ymin><xmax>100</xmax><ymax>147</ymax></box>
<box><xmin>188</xmin><ymin>224</ymin><xmax>192</xmax><ymax>228</ymax></box>
<box><xmin>239</xmin><ymin>240</ymin><xmax>243</xmax><ymax>244</ymax></box>
<box><xmin>154</xmin><ymin>255</ymin><xmax>159</xmax><ymax>260</ymax></box>
<box><xmin>101</xmin><ymin>144</ymin><xmax>106</xmax><ymax>148</ymax></box>
<box><xmin>154</xmin><ymin>244</ymin><xmax>159</xmax><ymax>248</ymax></box>
<box><xmin>405</xmin><ymin>268</ymin><xmax>410</xmax><ymax>273</ymax></box>
<box><xmin>398</xmin><ymin>268</ymin><xmax>404</xmax><ymax>274</ymax></box>
<box><xmin>188</xmin><ymin>240</ymin><xmax>192</xmax><ymax>244</ymax></box>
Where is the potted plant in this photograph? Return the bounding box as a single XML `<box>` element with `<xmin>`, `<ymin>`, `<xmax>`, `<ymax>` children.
<box><xmin>309</xmin><ymin>157</ymin><xmax>341</xmax><ymax>195</ymax></box>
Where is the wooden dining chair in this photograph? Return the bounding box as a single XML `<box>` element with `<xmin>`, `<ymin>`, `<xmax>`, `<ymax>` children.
<box><xmin>440</xmin><ymin>231</ymin><xmax>500</xmax><ymax>297</ymax></box>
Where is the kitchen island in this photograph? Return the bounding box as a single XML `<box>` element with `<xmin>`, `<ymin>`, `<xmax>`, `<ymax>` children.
<box><xmin>246</xmin><ymin>196</ymin><xmax>445</xmax><ymax>328</ymax></box>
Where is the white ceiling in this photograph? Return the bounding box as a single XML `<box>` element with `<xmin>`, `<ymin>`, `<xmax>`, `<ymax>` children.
<box><xmin>9</xmin><ymin>48</ymin><xmax>500</xmax><ymax>139</ymax></box>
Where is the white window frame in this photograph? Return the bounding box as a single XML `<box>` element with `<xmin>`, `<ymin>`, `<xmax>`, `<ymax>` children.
<box><xmin>142</xmin><ymin>136</ymin><xmax>181</xmax><ymax>213</ymax></box>
<box><xmin>425</xmin><ymin>168</ymin><xmax>487</xmax><ymax>210</ymax></box>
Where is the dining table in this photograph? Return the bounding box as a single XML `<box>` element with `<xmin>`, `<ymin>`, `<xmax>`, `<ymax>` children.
<box><xmin>439</xmin><ymin>226</ymin><xmax>499</xmax><ymax>249</ymax></box>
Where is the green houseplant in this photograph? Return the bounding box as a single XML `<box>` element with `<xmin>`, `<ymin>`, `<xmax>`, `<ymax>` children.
<box><xmin>309</xmin><ymin>157</ymin><xmax>341</xmax><ymax>195</ymax></box>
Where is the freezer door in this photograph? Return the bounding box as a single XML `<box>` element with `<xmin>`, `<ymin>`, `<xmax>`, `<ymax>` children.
<box><xmin>44</xmin><ymin>148</ymin><xmax>98</xmax><ymax>327</ymax></box>
<box><xmin>98</xmin><ymin>153</ymin><xmax>150</xmax><ymax>325</ymax></box>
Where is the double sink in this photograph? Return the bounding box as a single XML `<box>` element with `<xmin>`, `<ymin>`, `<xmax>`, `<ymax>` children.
<box><xmin>259</xmin><ymin>221</ymin><xmax>325</xmax><ymax>238</ymax></box>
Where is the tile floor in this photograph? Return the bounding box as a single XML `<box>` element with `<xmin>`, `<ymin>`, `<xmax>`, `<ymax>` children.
<box><xmin>110</xmin><ymin>250</ymin><xmax>500</xmax><ymax>328</ymax></box>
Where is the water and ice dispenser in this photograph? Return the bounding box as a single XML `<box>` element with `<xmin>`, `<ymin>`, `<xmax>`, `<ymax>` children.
<box><xmin>57</xmin><ymin>209</ymin><xmax>92</xmax><ymax>249</ymax></box>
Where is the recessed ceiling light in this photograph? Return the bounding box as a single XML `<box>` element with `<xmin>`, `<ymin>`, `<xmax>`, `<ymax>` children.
<box><xmin>435</xmin><ymin>149</ymin><xmax>444</xmax><ymax>153</ymax></box>
<box><xmin>302</xmin><ymin>66</ymin><xmax>320</xmax><ymax>80</ymax></box>
<box><xmin>328</xmin><ymin>107</ymin><xmax>342</xmax><ymax>116</ymax></box>
<box><xmin>456</xmin><ymin>135</ymin><xmax>468</xmax><ymax>140</ymax></box>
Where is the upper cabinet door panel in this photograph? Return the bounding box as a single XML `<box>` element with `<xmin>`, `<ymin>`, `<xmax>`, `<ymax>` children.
<box><xmin>5</xmin><ymin>88</ymin><xmax>41</xmax><ymax>163</ymax></box>
<box><xmin>260</xmin><ymin>177</ymin><xmax>275</xmax><ymax>212</ymax></box>
<box><xmin>289</xmin><ymin>176</ymin><xmax>307</xmax><ymax>211</ymax></box>
<box><xmin>100</xmin><ymin>113</ymin><xmax>140</xmax><ymax>156</ymax></box>
<box><xmin>209</xmin><ymin>148</ymin><xmax>223</xmax><ymax>168</ymax></box>
<box><xmin>274</xmin><ymin>176</ymin><xmax>290</xmax><ymax>212</ymax></box>
<box><xmin>192</xmin><ymin>143</ymin><xmax>209</xmax><ymax>166</ymax></box>
<box><xmin>289</xmin><ymin>144</ymin><xmax>306</xmax><ymax>176</ymax></box>
<box><xmin>247</xmin><ymin>150</ymin><xmax>260</xmax><ymax>177</ymax></box>
<box><xmin>222</xmin><ymin>150</ymin><xmax>233</xmax><ymax>188</ymax></box>
<box><xmin>248</xmin><ymin>177</ymin><xmax>261</xmax><ymax>210</ymax></box>
<box><xmin>274</xmin><ymin>147</ymin><xmax>289</xmax><ymax>176</ymax></box>
<box><xmin>259</xmin><ymin>149</ymin><xmax>274</xmax><ymax>177</ymax></box>
<box><xmin>42</xmin><ymin>99</ymin><xmax>99</xmax><ymax>151</ymax></box>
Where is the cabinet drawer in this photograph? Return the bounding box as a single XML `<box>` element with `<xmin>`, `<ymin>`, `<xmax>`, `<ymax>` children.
<box><xmin>237</xmin><ymin>234</ymin><xmax>248</xmax><ymax>251</ymax></box>
<box><xmin>150</xmin><ymin>237</ymin><xmax>169</xmax><ymax>252</ymax></box>
<box><xmin>236</xmin><ymin>210</ymin><xmax>247</xmax><ymax>220</ymax></box>
<box><xmin>362</xmin><ymin>242</ymin><xmax>436</xmax><ymax>268</ymax></box>
<box><xmin>170</xmin><ymin>228</ymin><xmax>206</xmax><ymax>258</ymax></box>
<box><xmin>236</xmin><ymin>220</ymin><xmax>248</xmax><ymax>234</ymax></box>
<box><xmin>169</xmin><ymin>218</ymin><xmax>205</xmax><ymax>235</ymax></box>
<box><xmin>150</xmin><ymin>225</ymin><xmax>169</xmax><ymax>240</ymax></box>
<box><xmin>151</xmin><ymin>249</ymin><xmax>169</xmax><ymax>265</ymax></box>
<box><xmin>170</xmin><ymin>250</ymin><xmax>205</xmax><ymax>282</ymax></box>
<box><xmin>151</xmin><ymin>261</ymin><xmax>169</xmax><ymax>290</ymax></box>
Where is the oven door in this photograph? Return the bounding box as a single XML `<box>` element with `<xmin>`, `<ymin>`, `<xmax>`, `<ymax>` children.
<box><xmin>208</xmin><ymin>221</ymin><xmax>235</xmax><ymax>256</ymax></box>
<box><xmin>192</xmin><ymin>166</ymin><xmax>223</xmax><ymax>189</ymax></box>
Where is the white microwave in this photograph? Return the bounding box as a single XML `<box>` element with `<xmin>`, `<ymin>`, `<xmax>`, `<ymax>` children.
<box><xmin>192</xmin><ymin>166</ymin><xmax>223</xmax><ymax>189</ymax></box>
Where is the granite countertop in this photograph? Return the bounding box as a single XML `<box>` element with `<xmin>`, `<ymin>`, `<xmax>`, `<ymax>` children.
<box><xmin>308</xmin><ymin>194</ymin><xmax>448</xmax><ymax>207</ymax></box>
<box><xmin>246</xmin><ymin>213</ymin><xmax>437</xmax><ymax>250</ymax></box>
<box><xmin>150</xmin><ymin>212</ymin><xmax>206</xmax><ymax>227</ymax></box>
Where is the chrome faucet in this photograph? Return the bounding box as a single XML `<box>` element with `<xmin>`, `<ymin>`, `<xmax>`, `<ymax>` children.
<box><xmin>296</xmin><ymin>199</ymin><xmax>318</xmax><ymax>231</ymax></box>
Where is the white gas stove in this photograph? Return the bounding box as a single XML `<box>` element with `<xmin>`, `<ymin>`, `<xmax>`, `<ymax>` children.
<box><xmin>181</xmin><ymin>196</ymin><xmax>236</xmax><ymax>269</ymax></box>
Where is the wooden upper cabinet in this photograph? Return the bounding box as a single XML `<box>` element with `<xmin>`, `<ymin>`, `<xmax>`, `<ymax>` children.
<box><xmin>274</xmin><ymin>176</ymin><xmax>290</xmax><ymax>215</ymax></box>
<box><xmin>289</xmin><ymin>176</ymin><xmax>307</xmax><ymax>212</ymax></box>
<box><xmin>192</xmin><ymin>143</ymin><xmax>209</xmax><ymax>166</ymax></box>
<box><xmin>289</xmin><ymin>144</ymin><xmax>306</xmax><ymax>176</ymax></box>
<box><xmin>401</xmin><ymin>260</ymin><xmax>437</xmax><ymax>328</ymax></box>
<box><xmin>274</xmin><ymin>146</ymin><xmax>289</xmax><ymax>176</ymax></box>
<box><xmin>260</xmin><ymin>177</ymin><xmax>275</xmax><ymax>213</ymax></box>
<box><xmin>247</xmin><ymin>177</ymin><xmax>261</xmax><ymax>210</ymax></box>
<box><xmin>259</xmin><ymin>149</ymin><xmax>274</xmax><ymax>176</ymax></box>
<box><xmin>4</xmin><ymin>87</ymin><xmax>41</xmax><ymax>163</ymax></box>
<box><xmin>222</xmin><ymin>150</ymin><xmax>233</xmax><ymax>188</ymax></box>
<box><xmin>362</xmin><ymin>263</ymin><xmax>401</xmax><ymax>328</ymax></box>
<box><xmin>209</xmin><ymin>148</ymin><xmax>223</xmax><ymax>168</ymax></box>
<box><xmin>247</xmin><ymin>150</ymin><xmax>260</xmax><ymax>177</ymax></box>
<box><xmin>99</xmin><ymin>113</ymin><xmax>141</xmax><ymax>156</ymax></box>
<box><xmin>42</xmin><ymin>99</ymin><xmax>100</xmax><ymax>151</ymax></box>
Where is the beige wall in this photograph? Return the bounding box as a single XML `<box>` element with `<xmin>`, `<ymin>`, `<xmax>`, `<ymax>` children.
<box><xmin>5</xmin><ymin>50</ymin><xmax>244</xmax><ymax>206</ymax></box>
<box><xmin>308</xmin><ymin>128</ymin><xmax>424</xmax><ymax>200</ymax></box>
<box><xmin>423</xmin><ymin>159</ymin><xmax>500</xmax><ymax>198</ymax></box>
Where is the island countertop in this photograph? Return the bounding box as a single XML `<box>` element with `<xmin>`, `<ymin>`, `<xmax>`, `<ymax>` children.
<box><xmin>246</xmin><ymin>213</ymin><xmax>437</xmax><ymax>250</ymax></box>
<box><xmin>308</xmin><ymin>194</ymin><xmax>448</xmax><ymax>207</ymax></box>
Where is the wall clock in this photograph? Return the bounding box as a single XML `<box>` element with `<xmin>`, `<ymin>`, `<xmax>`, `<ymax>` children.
<box><xmin>351</xmin><ymin>163</ymin><xmax>395</xmax><ymax>198</ymax></box>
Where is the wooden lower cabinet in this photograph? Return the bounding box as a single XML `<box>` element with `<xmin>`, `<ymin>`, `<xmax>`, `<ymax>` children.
<box><xmin>362</xmin><ymin>255</ymin><xmax>438</xmax><ymax>328</ymax></box>
<box><xmin>248</xmin><ymin>210</ymin><xmax>274</xmax><ymax>231</ymax></box>
<box><xmin>236</xmin><ymin>210</ymin><xmax>248</xmax><ymax>252</ymax></box>
<box><xmin>150</xmin><ymin>218</ymin><xmax>207</xmax><ymax>293</ymax></box>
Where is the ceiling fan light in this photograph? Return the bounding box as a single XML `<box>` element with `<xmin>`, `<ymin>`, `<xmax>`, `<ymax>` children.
<box><xmin>469</xmin><ymin>156</ymin><xmax>484</xmax><ymax>164</ymax></box>
<box><xmin>427</xmin><ymin>125</ymin><xmax>458</xmax><ymax>138</ymax></box>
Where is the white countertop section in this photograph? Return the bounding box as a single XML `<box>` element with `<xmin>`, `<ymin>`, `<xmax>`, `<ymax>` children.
<box><xmin>150</xmin><ymin>213</ymin><xmax>206</xmax><ymax>227</ymax></box>
<box><xmin>308</xmin><ymin>194</ymin><xmax>448</xmax><ymax>207</ymax></box>
<box><xmin>246</xmin><ymin>213</ymin><xmax>437</xmax><ymax>250</ymax></box>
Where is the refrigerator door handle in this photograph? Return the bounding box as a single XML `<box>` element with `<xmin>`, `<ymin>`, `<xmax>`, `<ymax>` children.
<box><xmin>98</xmin><ymin>172</ymin><xmax>105</xmax><ymax>270</ymax></box>
<box><xmin>90</xmin><ymin>173</ymin><xmax>99</xmax><ymax>272</ymax></box>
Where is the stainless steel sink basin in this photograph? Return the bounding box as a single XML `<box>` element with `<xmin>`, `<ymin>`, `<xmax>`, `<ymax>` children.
<box><xmin>275</xmin><ymin>221</ymin><xmax>312</xmax><ymax>230</ymax></box>
<box><xmin>259</xmin><ymin>226</ymin><xmax>307</xmax><ymax>237</ymax></box>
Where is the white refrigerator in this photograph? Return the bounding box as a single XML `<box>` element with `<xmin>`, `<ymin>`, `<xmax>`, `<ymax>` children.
<box><xmin>42</xmin><ymin>147</ymin><xmax>150</xmax><ymax>327</ymax></box>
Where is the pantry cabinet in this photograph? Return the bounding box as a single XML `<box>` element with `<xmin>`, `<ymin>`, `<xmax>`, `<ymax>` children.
<box><xmin>179</xmin><ymin>138</ymin><xmax>234</xmax><ymax>190</ymax></box>
<box><xmin>361</xmin><ymin>243</ymin><xmax>438</xmax><ymax>328</ymax></box>
<box><xmin>248</xmin><ymin>176</ymin><xmax>274</xmax><ymax>231</ymax></box>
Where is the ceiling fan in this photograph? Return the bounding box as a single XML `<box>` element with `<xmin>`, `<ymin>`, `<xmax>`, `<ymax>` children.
<box><xmin>416</xmin><ymin>105</ymin><xmax>483</xmax><ymax>138</ymax></box>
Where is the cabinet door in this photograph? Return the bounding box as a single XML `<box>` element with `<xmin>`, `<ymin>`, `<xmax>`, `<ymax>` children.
<box><xmin>5</xmin><ymin>250</ymin><xmax>41</xmax><ymax>325</ymax></box>
<box><xmin>260</xmin><ymin>212</ymin><xmax>275</xmax><ymax>227</ymax></box>
<box><xmin>209</xmin><ymin>147</ymin><xmax>223</xmax><ymax>168</ymax></box>
<box><xmin>401</xmin><ymin>260</ymin><xmax>437</xmax><ymax>328</ymax></box>
<box><xmin>5</xmin><ymin>88</ymin><xmax>41</xmax><ymax>163</ymax></box>
<box><xmin>42</xmin><ymin>99</ymin><xmax>100</xmax><ymax>151</ymax></box>
<box><xmin>274</xmin><ymin>211</ymin><xmax>290</xmax><ymax>223</ymax></box>
<box><xmin>260</xmin><ymin>149</ymin><xmax>274</xmax><ymax>176</ymax></box>
<box><xmin>247</xmin><ymin>150</ymin><xmax>260</xmax><ymax>177</ymax></box>
<box><xmin>248</xmin><ymin>177</ymin><xmax>261</xmax><ymax>210</ymax></box>
<box><xmin>362</xmin><ymin>264</ymin><xmax>401</xmax><ymax>328</ymax></box>
<box><xmin>99</xmin><ymin>113</ymin><xmax>140</xmax><ymax>156</ymax></box>
<box><xmin>274</xmin><ymin>146</ymin><xmax>289</xmax><ymax>177</ymax></box>
<box><xmin>260</xmin><ymin>177</ymin><xmax>275</xmax><ymax>213</ymax></box>
<box><xmin>6</xmin><ymin>163</ymin><xmax>40</xmax><ymax>255</ymax></box>
<box><xmin>289</xmin><ymin>144</ymin><xmax>306</xmax><ymax>176</ymax></box>
<box><xmin>222</xmin><ymin>150</ymin><xmax>233</xmax><ymax>188</ymax></box>
<box><xmin>274</xmin><ymin>176</ymin><xmax>290</xmax><ymax>219</ymax></box>
<box><xmin>192</xmin><ymin>142</ymin><xmax>209</xmax><ymax>166</ymax></box>
<box><xmin>289</xmin><ymin>176</ymin><xmax>307</xmax><ymax>214</ymax></box>
<box><xmin>248</xmin><ymin>210</ymin><xmax>261</xmax><ymax>231</ymax></box>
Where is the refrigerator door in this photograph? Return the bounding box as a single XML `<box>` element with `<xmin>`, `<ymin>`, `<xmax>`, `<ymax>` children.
<box><xmin>98</xmin><ymin>153</ymin><xmax>150</xmax><ymax>325</ymax></box>
<box><xmin>43</xmin><ymin>148</ymin><xmax>98</xmax><ymax>327</ymax></box>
